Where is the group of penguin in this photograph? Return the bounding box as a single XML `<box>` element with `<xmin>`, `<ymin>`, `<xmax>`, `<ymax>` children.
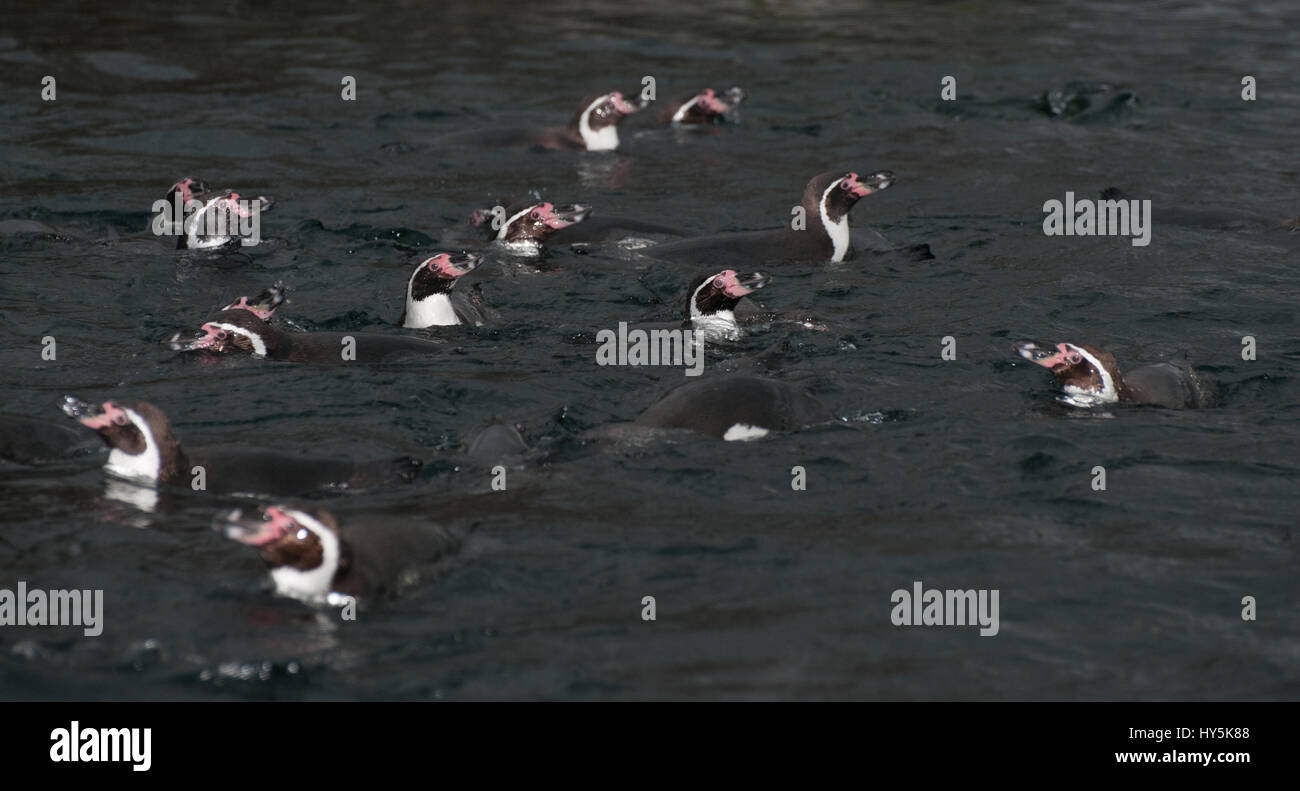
<box><xmin>4</xmin><ymin>84</ymin><xmax>1217</xmax><ymax>606</ymax></box>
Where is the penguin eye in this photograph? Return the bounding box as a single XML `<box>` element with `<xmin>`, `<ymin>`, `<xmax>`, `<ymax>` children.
<box><xmin>712</xmin><ymin>278</ymin><xmax>725</xmax><ymax>289</ymax></box>
<box><xmin>111</xmin><ymin>414</ymin><xmax>128</xmax><ymax>426</ymax></box>
<box><xmin>529</xmin><ymin>210</ymin><xmax>540</xmax><ymax>220</ymax></box>
<box><xmin>296</xmin><ymin>528</ymin><xmax>309</xmax><ymax>540</ymax></box>
<box><xmin>1066</xmin><ymin>352</ymin><xmax>1083</xmax><ymax>364</ymax></box>
<box><xmin>839</xmin><ymin>180</ymin><xmax>851</xmax><ymax>190</ymax></box>
<box><xmin>216</xmin><ymin>331</ymin><xmax>228</xmax><ymax>340</ymax></box>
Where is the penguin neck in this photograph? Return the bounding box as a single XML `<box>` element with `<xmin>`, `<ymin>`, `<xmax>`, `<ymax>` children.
<box><xmin>691</xmin><ymin>310</ymin><xmax>740</xmax><ymax>341</ymax></box>
<box><xmin>670</xmin><ymin>96</ymin><xmax>702</xmax><ymax>123</ymax></box>
<box><xmin>104</xmin><ymin>419</ymin><xmax>188</xmax><ymax>486</ymax></box>
<box><xmin>270</xmin><ymin>534</ymin><xmax>344</xmax><ymax>603</ymax></box>
<box><xmin>1060</xmin><ymin>346</ymin><xmax>1126</xmax><ymax>407</ymax></box>
<box><xmin>496</xmin><ymin>209</ymin><xmax>548</xmax><ymax>255</ymax></box>
<box><xmin>185</xmin><ymin>196</ymin><xmax>234</xmax><ymax>249</ymax></box>
<box><xmin>574</xmin><ymin>97</ymin><xmax>620</xmax><ymax>151</ymax></box>
<box><xmin>270</xmin><ymin>546</ymin><xmax>340</xmax><ymax>603</ymax></box>
<box><xmin>817</xmin><ymin>183</ymin><xmax>852</xmax><ymax>262</ymax></box>
<box><xmin>404</xmin><ymin>291</ymin><xmax>460</xmax><ymax>328</ymax></box>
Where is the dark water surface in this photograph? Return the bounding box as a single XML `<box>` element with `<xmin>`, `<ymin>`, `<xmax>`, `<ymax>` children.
<box><xmin>1</xmin><ymin>1</ymin><xmax>1297</xmax><ymax>699</ymax></box>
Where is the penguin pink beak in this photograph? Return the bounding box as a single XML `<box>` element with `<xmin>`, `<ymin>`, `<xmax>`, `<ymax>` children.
<box><xmin>536</xmin><ymin>203</ymin><xmax>566</xmax><ymax>229</ymax></box>
<box><xmin>215</xmin><ymin>505</ymin><xmax>297</xmax><ymax>546</ymax></box>
<box><xmin>534</xmin><ymin>202</ymin><xmax>588</xmax><ymax>229</ymax></box>
<box><xmin>221</xmin><ymin>193</ymin><xmax>272</xmax><ymax>218</ymax></box>
<box><xmin>697</xmin><ymin>88</ymin><xmax>732</xmax><ymax>114</ymax></box>
<box><xmin>610</xmin><ymin>92</ymin><xmax>638</xmax><ymax>114</ymax></box>
<box><xmin>715</xmin><ymin>270</ymin><xmax>772</xmax><ymax>298</ymax></box>
<box><xmin>1017</xmin><ymin>341</ymin><xmax>1084</xmax><ymax>370</ymax></box>
<box><xmin>212</xmin><ymin>192</ymin><xmax>274</xmax><ymax>216</ymax></box>
<box><xmin>167</xmin><ymin>177</ymin><xmax>213</xmax><ymax>205</ymax></box>
<box><xmin>64</xmin><ymin>400</ymin><xmax>129</xmax><ymax>429</ymax></box>
<box><xmin>425</xmin><ymin>252</ymin><xmax>482</xmax><ymax>278</ymax></box>
<box><xmin>222</xmin><ymin>283</ymin><xmax>288</xmax><ymax>320</ymax></box>
<box><xmin>843</xmin><ymin>170</ymin><xmax>894</xmax><ymax>198</ymax></box>
<box><xmin>168</xmin><ymin>323</ymin><xmax>228</xmax><ymax>352</ymax></box>
<box><xmin>222</xmin><ymin>296</ymin><xmax>271</xmax><ymax>320</ymax></box>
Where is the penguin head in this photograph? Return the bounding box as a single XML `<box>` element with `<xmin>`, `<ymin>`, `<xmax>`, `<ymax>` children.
<box><xmin>165</xmin><ymin>177</ymin><xmax>210</xmax><ymax>206</ymax></box>
<box><xmin>61</xmin><ymin>396</ymin><xmax>180</xmax><ymax>483</ymax></box>
<box><xmin>685</xmin><ymin>269</ymin><xmax>772</xmax><ymax>321</ymax></box>
<box><xmin>215</xmin><ymin>505</ymin><xmax>345</xmax><ymax>603</ymax></box>
<box><xmin>497</xmin><ymin>201</ymin><xmax>589</xmax><ymax>245</ymax></box>
<box><xmin>573</xmin><ymin>91</ymin><xmax>639</xmax><ymax>131</ymax></box>
<box><xmin>670</xmin><ymin>86</ymin><xmax>745</xmax><ymax>124</ymax></box>
<box><xmin>181</xmin><ymin>190</ymin><xmax>272</xmax><ymax>250</ymax></box>
<box><xmin>408</xmin><ymin>252</ymin><xmax>481</xmax><ymax>299</ymax></box>
<box><xmin>571</xmin><ymin>92</ymin><xmax>640</xmax><ymax>150</ymax></box>
<box><xmin>168</xmin><ymin>310</ymin><xmax>274</xmax><ymax>357</ymax></box>
<box><xmin>221</xmin><ymin>282</ymin><xmax>289</xmax><ymax>321</ymax></box>
<box><xmin>806</xmin><ymin>170</ymin><xmax>894</xmax><ymax>223</ymax></box>
<box><xmin>1017</xmin><ymin>341</ymin><xmax>1122</xmax><ymax>406</ymax></box>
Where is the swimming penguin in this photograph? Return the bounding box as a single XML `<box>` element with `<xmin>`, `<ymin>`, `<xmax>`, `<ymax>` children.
<box><xmin>679</xmin><ymin>269</ymin><xmax>771</xmax><ymax>342</ymax></box>
<box><xmin>462</xmin><ymin>422</ymin><xmax>532</xmax><ymax>468</ymax></box>
<box><xmin>488</xmin><ymin>201</ymin><xmax>592</xmax><ymax>256</ymax></box>
<box><xmin>399</xmin><ymin>252</ymin><xmax>489</xmax><ymax>328</ymax></box>
<box><xmin>654</xmin><ymin>86</ymin><xmax>746</xmax><ymax>125</ymax></box>
<box><xmin>471</xmin><ymin>199</ymin><xmax>689</xmax><ymax>247</ymax></box>
<box><xmin>645</xmin><ymin>170</ymin><xmax>894</xmax><ymax>266</ymax></box>
<box><xmin>431</xmin><ymin>91</ymin><xmax>642</xmax><ymax>151</ymax></box>
<box><xmin>157</xmin><ymin>178</ymin><xmax>274</xmax><ymax>250</ymax></box>
<box><xmin>1016</xmin><ymin>341</ymin><xmax>1217</xmax><ymax>408</ymax></box>
<box><xmin>214</xmin><ymin>504</ymin><xmax>464</xmax><ymax>604</ymax></box>
<box><xmin>632</xmin><ymin>374</ymin><xmax>834</xmax><ymax>440</ymax></box>
<box><xmin>676</xmin><ymin>268</ymin><xmax>826</xmax><ymax>340</ymax></box>
<box><xmin>61</xmin><ymin>396</ymin><xmax>422</xmax><ymax>495</ymax></box>
<box><xmin>168</xmin><ymin>309</ymin><xmax>444</xmax><ymax>363</ymax></box>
